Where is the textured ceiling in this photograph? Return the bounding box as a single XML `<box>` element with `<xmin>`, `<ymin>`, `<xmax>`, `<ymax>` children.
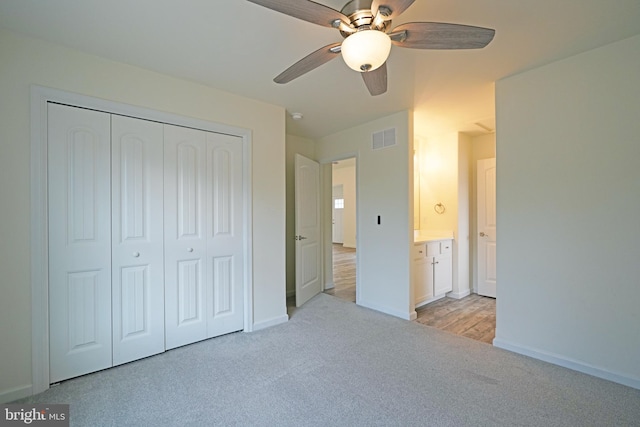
<box><xmin>1</xmin><ymin>0</ymin><xmax>639</xmax><ymax>139</ymax></box>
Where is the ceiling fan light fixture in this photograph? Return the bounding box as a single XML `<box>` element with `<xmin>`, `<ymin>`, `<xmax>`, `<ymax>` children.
<box><xmin>341</xmin><ymin>29</ymin><xmax>391</xmax><ymax>73</ymax></box>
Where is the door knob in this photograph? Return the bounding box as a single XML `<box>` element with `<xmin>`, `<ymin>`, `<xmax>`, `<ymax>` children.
<box><xmin>133</xmin><ymin>252</ymin><xmax>140</xmax><ymax>258</ymax></box>
<box><xmin>295</xmin><ymin>235</ymin><xmax>308</xmax><ymax>240</ymax></box>
<box><xmin>479</xmin><ymin>232</ymin><xmax>486</xmax><ymax>237</ymax></box>
<box><xmin>187</xmin><ymin>247</ymin><xmax>194</xmax><ymax>252</ymax></box>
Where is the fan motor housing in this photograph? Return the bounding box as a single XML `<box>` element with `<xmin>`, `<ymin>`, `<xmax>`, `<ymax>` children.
<box><xmin>340</xmin><ymin>0</ymin><xmax>390</xmax><ymax>37</ymax></box>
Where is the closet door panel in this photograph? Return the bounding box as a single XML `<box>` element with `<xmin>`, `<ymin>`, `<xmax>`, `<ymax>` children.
<box><xmin>206</xmin><ymin>133</ymin><xmax>245</xmax><ymax>337</ymax></box>
<box><xmin>164</xmin><ymin>124</ymin><xmax>208</xmax><ymax>349</ymax></box>
<box><xmin>48</xmin><ymin>103</ymin><xmax>112</xmax><ymax>383</ymax></box>
<box><xmin>111</xmin><ymin>115</ymin><xmax>165</xmax><ymax>365</ymax></box>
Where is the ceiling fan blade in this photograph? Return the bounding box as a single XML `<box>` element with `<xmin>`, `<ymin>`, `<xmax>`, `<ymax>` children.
<box><xmin>390</xmin><ymin>22</ymin><xmax>495</xmax><ymax>49</ymax></box>
<box><xmin>246</xmin><ymin>0</ymin><xmax>349</xmax><ymax>28</ymax></box>
<box><xmin>274</xmin><ymin>42</ymin><xmax>342</xmax><ymax>84</ymax></box>
<box><xmin>371</xmin><ymin>0</ymin><xmax>415</xmax><ymax>20</ymax></box>
<box><xmin>361</xmin><ymin>63</ymin><xmax>387</xmax><ymax>96</ymax></box>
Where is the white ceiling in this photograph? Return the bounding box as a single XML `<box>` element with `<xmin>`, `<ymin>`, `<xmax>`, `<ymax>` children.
<box><xmin>1</xmin><ymin>0</ymin><xmax>639</xmax><ymax>139</ymax></box>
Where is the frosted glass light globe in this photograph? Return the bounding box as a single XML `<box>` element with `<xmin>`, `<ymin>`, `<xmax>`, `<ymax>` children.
<box><xmin>341</xmin><ymin>29</ymin><xmax>391</xmax><ymax>72</ymax></box>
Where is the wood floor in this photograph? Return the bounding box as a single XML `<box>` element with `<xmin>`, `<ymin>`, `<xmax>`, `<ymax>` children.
<box><xmin>415</xmin><ymin>295</ymin><xmax>496</xmax><ymax>344</ymax></box>
<box><xmin>323</xmin><ymin>244</ymin><xmax>356</xmax><ymax>302</ymax></box>
<box><xmin>324</xmin><ymin>243</ymin><xmax>496</xmax><ymax>344</ymax></box>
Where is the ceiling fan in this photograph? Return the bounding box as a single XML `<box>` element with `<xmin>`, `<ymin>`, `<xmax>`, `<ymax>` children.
<box><xmin>246</xmin><ymin>0</ymin><xmax>495</xmax><ymax>96</ymax></box>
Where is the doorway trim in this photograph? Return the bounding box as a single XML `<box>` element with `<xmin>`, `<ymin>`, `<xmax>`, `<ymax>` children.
<box><xmin>30</xmin><ymin>85</ymin><xmax>253</xmax><ymax>395</ymax></box>
<box><xmin>332</xmin><ymin>184</ymin><xmax>344</xmax><ymax>244</ymax></box>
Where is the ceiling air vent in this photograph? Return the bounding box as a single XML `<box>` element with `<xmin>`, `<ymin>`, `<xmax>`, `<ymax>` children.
<box><xmin>372</xmin><ymin>128</ymin><xmax>397</xmax><ymax>150</ymax></box>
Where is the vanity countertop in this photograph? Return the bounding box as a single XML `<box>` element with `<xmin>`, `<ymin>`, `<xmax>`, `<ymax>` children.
<box><xmin>414</xmin><ymin>230</ymin><xmax>454</xmax><ymax>244</ymax></box>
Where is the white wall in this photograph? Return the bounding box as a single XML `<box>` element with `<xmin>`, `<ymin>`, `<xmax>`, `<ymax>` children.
<box><xmin>317</xmin><ymin>111</ymin><xmax>414</xmax><ymax>319</ymax></box>
<box><xmin>0</xmin><ymin>29</ymin><xmax>287</xmax><ymax>402</ymax></box>
<box><xmin>455</xmin><ymin>134</ymin><xmax>471</xmax><ymax>298</ymax></box>
<box><xmin>494</xmin><ymin>35</ymin><xmax>640</xmax><ymax>388</ymax></box>
<box><xmin>472</xmin><ymin>134</ymin><xmax>496</xmax><ymax>160</ymax></box>
<box><xmin>417</xmin><ymin>133</ymin><xmax>459</xmax><ymax>231</ymax></box>
<box><xmin>285</xmin><ymin>135</ymin><xmax>316</xmax><ymax>296</ymax></box>
<box><xmin>332</xmin><ymin>164</ymin><xmax>357</xmax><ymax>248</ymax></box>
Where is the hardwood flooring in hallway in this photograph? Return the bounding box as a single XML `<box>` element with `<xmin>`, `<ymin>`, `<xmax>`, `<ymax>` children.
<box><xmin>415</xmin><ymin>295</ymin><xmax>495</xmax><ymax>344</ymax></box>
<box><xmin>323</xmin><ymin>243</ymin><xmax>357</xmax><ymax>302</ymax></box>
<box><xmin>324</xmin><ymin>243</ymin><xmax>496</xmax><ymax>344</ymax></box>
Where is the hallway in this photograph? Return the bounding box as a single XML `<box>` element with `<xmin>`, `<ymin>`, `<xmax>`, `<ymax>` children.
<box><xmin>323</xmin><ymin>244</ymin><xmax>356</xmax><ymax>302</ymax></box>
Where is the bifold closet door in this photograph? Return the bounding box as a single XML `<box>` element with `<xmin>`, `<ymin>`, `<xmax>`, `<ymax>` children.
<box><xmin>48</xmin><ymin>103</ymin><xmax>112</xmax><ymax>383</ymax></box>
<box><xmin>49</xmin><ymin>105</ymin><xmax>245</xmax><ymax>379</ymax></box>
<box><xmin>164</xmin><ymin>125</ymin><xmax>208</xmax><ymax>349</ymax></box>
<box><xmin>49</xmin><ymin>106</ymin><xmax>166</xmax><ymax>382</ymax></box>
<box><xmin>205</xmin><ymin>131</ymin><xmax>244</xmax><ymax>338</ymax></box>
<box><xmin>164</xmin><ymin>125</ymin><xmax>245</xmax><ymax>350</ymax></box>
<box><xmin>111</xmin><ymin>115</ymin><xmax>165</xmax><ymax>366</ymax></box>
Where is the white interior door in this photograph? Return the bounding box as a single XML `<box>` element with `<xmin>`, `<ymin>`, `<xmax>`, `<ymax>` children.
<box><xmin>205</xmin><ymin>132</ymin><xmax>244</xmax><ymax>338</ymax></box>
<box><xmin>477</xmin><ymin>158</ymin><xmax>497</xmax><ymax>297</ymax></box>
<box><xmin>48</xmin><ymin>103</ymin><xmax>112</xmax><ymax>383</ymax></box>
<box><xmin>164</xmin><ymin>124</ymin><xmax>208</xmax><ymax>349</ymax></box>
<box><xmin>47</xmin><ymin>102</ymin><xmax>247</xmax><ymax>382</ymax></box>
<box><xmin>111</xmin><ymin>115</ymin><xmax>165</xmax><ymax>366</ymax></box>
<box><xmin>295</xmin><ymin>154</ymin><xmax>322</xmax><ymax>307</ymax></box>
<box><xmin>164</xmin><ymin>125</ymin><xmax>245</xmax><ymax>348</ymax></box>
<box><xmin>332</xmin><ymin>184</ymin><xmax>344</xmax><ymax>244</ymax></box>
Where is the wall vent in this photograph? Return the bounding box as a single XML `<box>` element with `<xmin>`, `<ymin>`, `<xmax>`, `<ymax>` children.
<box><xmin>372</xmin><ymin>128</ymin><xmax>397</xmax><ymax>150</ymax></box>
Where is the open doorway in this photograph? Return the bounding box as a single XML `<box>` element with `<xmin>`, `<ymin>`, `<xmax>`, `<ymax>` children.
<box><xmin>412</xmin><ymin>133</ymin><xmax>496</xmax><ymax>344</ymax></box>
<box><xmin>324</xmin><ymin>158</ymin><xmax>357</xmax><ymax>303</ymax></box>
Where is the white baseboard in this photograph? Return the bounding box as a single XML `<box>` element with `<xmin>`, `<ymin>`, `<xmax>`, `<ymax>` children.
<box><xmin>0</xmin><ymin>384</ymin><xmax>33</xmax><ymax>404</ymax></box>
<box><xmin>358</xmin><ymin>299</ymin><xmax>415</xmax><ymax>321</ymax></box>
<box><xmin>447</xmin><ymin>289</ymin><xmax>471</xmax><ymax>299</ymax></box>
<box><xmin>252</xmin><ymin>314</ymin><xmax>289</xmax><ymax>332</ymax></box>
<box><xmin>493</xmin><ymin>338</ymin><xmax>640</xmax><ymax>390</ymax></box>
<box><xmin>324</xmin><ymin>281</ymin><xmax>335</xmax><ymax>290</ymax></box>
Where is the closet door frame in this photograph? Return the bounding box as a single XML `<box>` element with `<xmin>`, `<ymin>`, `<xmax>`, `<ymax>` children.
<box><xmin>30</xmin><ymin>85</ymin><xmax>253</xmax><ymax>395</ymax></box>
